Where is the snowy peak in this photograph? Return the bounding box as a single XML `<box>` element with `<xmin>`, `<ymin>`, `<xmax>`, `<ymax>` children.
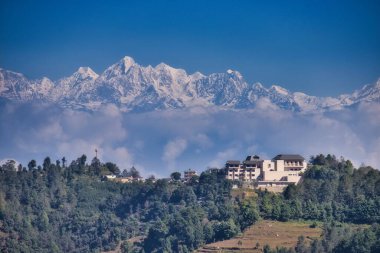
<box><xmin>349</xmin><ymin>78</ymin><xmax>380</xmax><ymax>103</ymax></box>
<box><xmin>0</xmin><ymin>68</ymin><xmax>51</xmax><ymax>101</ymax></box>
<box><xmin>122</xmin><ymin>56</ymin><xmax>135</xmax><ymax>72</ymax></box>
<box><xmin>76</xmin><ymin>67</ymin><xmax>99</xmax><ymax>80</ymax></box>
<box><xmin>155</xmin><ymin>62</ymin><xmax>171</xmax><ymax>70</ymax></box>
<box><xmin>37</xmin><ymin>77</ymin><xmax>54</xmax><ymax>95</ymax></box>
<box><xmin>189</xmin><ymin>71</ymin><xmax>205</xmax><ymax>80</ymax></box>
<box><xmin>154</xmin><ymin>62</ymin><xmax>188</xmax><ymax>77</ymax></box>
<box><xmin>269</xmin><ymin>85</ymin><xmax>289</xmax><ymax>96</ymax></box>
<box><xmin>375</xmin><ymin>78</ymin><xmax>380</xmax><ymax>88</ymax></box>
<box><xmin>0</xmin><ymin>68</ymin><xmax>26</xmax><ymax>81</ymax></box>
<box><xmin>102</xmin><ymin>56</ymin><xmax>137</xmax><ymax>78</ymax></box>
<box><xmin>0</xmin><ymin>57</ymin><xmax>379</xmax><ymax>112</ymax></box>
<box><xmin>226</xmin><ymin>69</ymin><xmax>243</xmax><ymax>79</ymax></box>
<box><xmin>253</xmin><ymin>82</ymin><xmax>264</xmax><ymax>89</ymax></box>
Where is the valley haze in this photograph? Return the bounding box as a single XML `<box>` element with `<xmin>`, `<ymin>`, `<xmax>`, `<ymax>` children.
<box><xmin>1</xmin><ymin>56</ymin><xmax>379</xmax><ymax>177</ymax></box>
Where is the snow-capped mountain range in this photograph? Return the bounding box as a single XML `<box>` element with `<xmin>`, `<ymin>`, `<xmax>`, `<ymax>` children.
<box><xmin>0</xmin><ymin>56</ymin><xmax>379</xmax><ymax>112</ymax></box>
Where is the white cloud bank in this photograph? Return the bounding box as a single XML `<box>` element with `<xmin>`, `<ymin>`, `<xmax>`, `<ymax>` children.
<box><xmin>0</xmin><ymin>101</ymin><xmax>379</xmax><ymax>177</ymax></box>
<box><xmin>162</xmin><ymin>138</ymin><xmax>188</xmax><ymax>171</ymax></box>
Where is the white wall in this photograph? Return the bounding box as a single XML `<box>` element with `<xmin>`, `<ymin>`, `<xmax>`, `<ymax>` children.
<box><xmin>275</xmin><ymin>160</ymin><xmax>285</xmax><ymax>171</ymax></box>
<box><xmin>262</xmin><ymin>160</ymin><xmax>274</xmax><ymax>171</ymax></box>
<box><xmin>263</xmin><ymin>171</ymin><xmax>289</xmax><ymax>181</ymax></box>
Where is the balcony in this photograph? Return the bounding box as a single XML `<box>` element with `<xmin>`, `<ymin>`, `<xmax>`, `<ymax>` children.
<box><xmin>284</xmin><ymin>162</ymin><xmax>304</xmax><ymax>167</ymax></box>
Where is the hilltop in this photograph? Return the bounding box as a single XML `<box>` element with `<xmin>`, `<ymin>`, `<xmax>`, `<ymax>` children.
<box><xmin>0</xmin><ymin>154</ymin><xmax>379</xmax><ymax>253</ymax></box>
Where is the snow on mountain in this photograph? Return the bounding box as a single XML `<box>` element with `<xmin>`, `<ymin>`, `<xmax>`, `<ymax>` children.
<box><xmin>0</xmin><ymin>57</ymin><xmax>379</xmax><ymax>113</ymax></box>
<box><xmin>51</xmin><ymin>67</ymin><xmax>98</xmax><ymax>103</ymax></box>
<box><xmin>0</xmin><ymin>68</ymin><xmax>54</xmax><ymax>101</ymax></box>
<box><xmin>349</xmin><ymin>79</ymin><xmax>380</xmax><ymax>104</ymax></box>
<box><xmin>77</xmin><ymin>67</ymin><xmax>99</xmax><ymax>80</ymax></box>
<box><xmin>191</xmin><ymin>69</ymin><xmax>247</xmax><ymax>106</ymax></box>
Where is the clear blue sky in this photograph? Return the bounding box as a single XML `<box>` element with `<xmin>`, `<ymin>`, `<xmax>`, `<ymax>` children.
<box><xmin>1</xmin><ymin>0</ymin><xmax>379</xmax><ymax>96</ymax></box>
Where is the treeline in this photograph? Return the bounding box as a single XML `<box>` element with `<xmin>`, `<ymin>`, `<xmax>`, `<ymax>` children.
<box><xmin>0</xmin><ymin>155</ymin><xmax>248</xmax><ymax>253</ymax></box>
<box><xmin>0</xmin><ymin>154</ymin><xmax>379</xmax><ymax>253</ymax></box>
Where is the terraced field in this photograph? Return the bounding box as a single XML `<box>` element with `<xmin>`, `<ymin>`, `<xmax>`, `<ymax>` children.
<box><xmin>196</xmin><ymin>220</ymin><xmax>322</xmax><ymax>253</ymax></box>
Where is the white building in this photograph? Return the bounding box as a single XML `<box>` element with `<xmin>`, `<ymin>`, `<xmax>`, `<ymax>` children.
<box><xmin>225</xmin><ymin>154</ymin><xmax>307</xmax><ymax>190</ymax></box>
<box><xmin>105</xmin><ymin>174</ymin><xmax>117</xmax><ymax>179</ymax></box>
<box><xmin>226</xmin><ymin>155</ymin><xmax>262</xmax><ymax>182</ymax></box>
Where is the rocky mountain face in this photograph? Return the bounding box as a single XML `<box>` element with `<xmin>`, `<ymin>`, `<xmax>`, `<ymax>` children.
<box><xmin>0</xmin><ymin>56</ymin><xmax>379</xmax><ymax>112</ymax></box>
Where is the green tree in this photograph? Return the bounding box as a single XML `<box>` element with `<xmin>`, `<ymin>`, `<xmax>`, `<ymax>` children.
<box><xmin>105</xmin><ymin>162</ymin><xmax>120</xmax><ymax>175</ymax></box>
<box><xmin>239</xmin><ymin>199</ymin><xmax>260</xmax><ymax>230</ymax></box>
<box><xmin>43</xmin><ymin>156</ymin><xmax>51</xmax><ymax>170</ymax></box>
<box><xmin>143</xmin><ymin>220</ymin><xmax>168</xmax><ymax>252</ymax></box>
<box><xmin>27</xmin><ymin>159</ymin><xmax>36</xmax><ymax>170</ymax></box>
<box><xmin>129</xmin><ymin>166</ymin><xmax>140</xmax><ymax>179</ymax></box>
<box><xmin>90</xmin><ymin>157</ymin><xmax>101</xmax><ymax>175</ymax></box>
<box><xmin>213</xmin><ymin>219</ymin><xmax>239</xmax><ymax>241</ymax></box>
<box><xmin>295</xmin><ymin>236</ymin><xmax>307</xmax><ymax>253</ymax></box>
<box><xmin>1</xmin><ymin>160</ymin><xmax>17</xmax><ymax>171</ymax></box>
<box><xmin>170</xmin><ymin>172</ymin><xmax>181</xmax><ymax>181</ymax></box>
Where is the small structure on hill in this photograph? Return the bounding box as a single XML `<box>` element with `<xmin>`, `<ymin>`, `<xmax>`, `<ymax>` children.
<box><xmin>104</xmin><ymin>174</ymin><xmax>116</xmax><ymax>179</ymax></box>
<box><xmin>183</xmin><ymin>168</ymin><xmax>197</xmax><ymax>182</ymax></box>
<box><xmin>104</xmin><ymin>166</ymin><xmax>144</xmax><ymax>183</ymax></box>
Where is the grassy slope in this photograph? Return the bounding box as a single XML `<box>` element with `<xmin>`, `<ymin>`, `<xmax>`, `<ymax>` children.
<box><xmin>196</xmin><ymin>220</ymin><xmax>322</xmax><ymax>253</ymax></box>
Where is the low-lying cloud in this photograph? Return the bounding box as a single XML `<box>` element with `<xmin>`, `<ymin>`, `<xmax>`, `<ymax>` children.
<box><xmin>1</xmin><ymin>100</ymin><xmax>379</xmax><ymax>177</ymax></box>
<box><xmin>162</xmin><ymin>138</ymin><xmax>188</xmax><ymax>171</ymax></box>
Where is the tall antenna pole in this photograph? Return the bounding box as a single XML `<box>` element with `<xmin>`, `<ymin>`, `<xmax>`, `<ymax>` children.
<box><xmin>95</xmin><ymin>148</ymin><xmax>98</xmax><ymax>159</ymax></box>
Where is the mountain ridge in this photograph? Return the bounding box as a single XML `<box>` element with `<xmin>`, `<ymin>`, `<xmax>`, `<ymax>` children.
<box><xmin>0</xmin><ymin>57</ymin><xmax>379</xmax><ymax>113</ymax></box>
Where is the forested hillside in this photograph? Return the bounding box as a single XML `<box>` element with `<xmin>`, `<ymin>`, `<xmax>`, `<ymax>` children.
<box><xmin>0</xmin><ymin>154</ymin><xmax>379</xmax><ymax>253</ymax></box>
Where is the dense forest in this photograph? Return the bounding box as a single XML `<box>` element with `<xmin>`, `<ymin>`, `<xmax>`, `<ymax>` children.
<box><xmin>0</xmin><ymin>154</ymin><xmax>379</xmax><ymax>253</ymax></box>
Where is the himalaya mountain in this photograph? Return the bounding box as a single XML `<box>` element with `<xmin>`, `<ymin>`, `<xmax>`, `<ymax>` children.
<box><xmin>0</xmin><ymin>56</ymin><xmax>379</xmax><ymax>112</ymax></box>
